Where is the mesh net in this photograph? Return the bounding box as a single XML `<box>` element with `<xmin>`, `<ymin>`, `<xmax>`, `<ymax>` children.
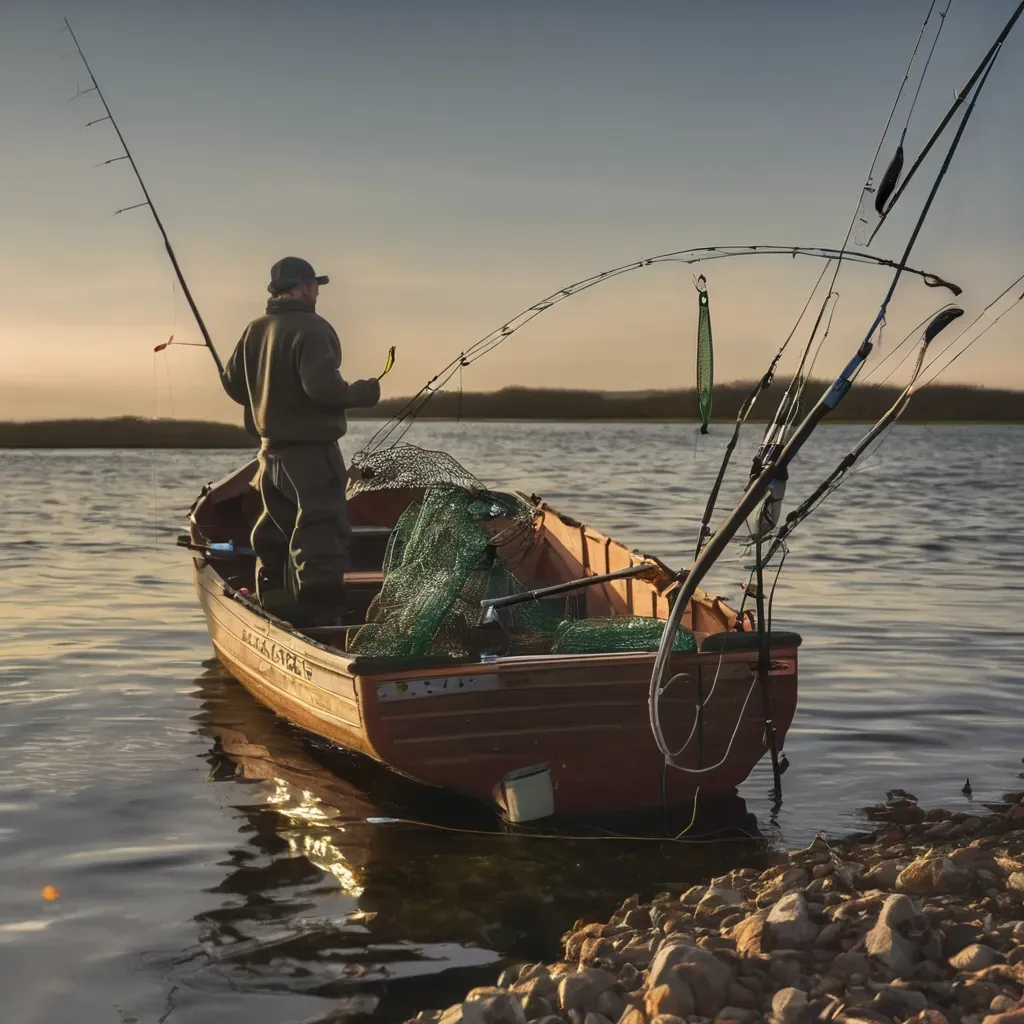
<box><xmin>349</xmin><ymin>444</ymin><xmax>483</xmax><ymax>496</ymax></box>
<box><xmin>551</xmin><ymin>616</ymin><xmax>697</xmax><ymax>655</ymax></box>
<box><xmin>346</xmin><ymin>445</ymin><xmax>695</xmax><ymax>661</ymax></box>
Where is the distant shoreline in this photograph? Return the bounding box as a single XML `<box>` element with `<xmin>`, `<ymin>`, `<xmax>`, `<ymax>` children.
<box><xmin>3</xmin><ymin>382</ymin><xmax>1022</xmax><ymax>447</ymax></box>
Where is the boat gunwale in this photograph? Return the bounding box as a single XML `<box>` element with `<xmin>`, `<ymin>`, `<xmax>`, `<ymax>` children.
<box><xmin>204</xmin><ymin>564</ymin><xmax>800</xmax><ymax>683</ymax></box>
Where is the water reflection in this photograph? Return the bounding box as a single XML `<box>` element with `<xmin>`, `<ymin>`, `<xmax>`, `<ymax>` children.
<box><xmin>181</xmin><ymin>663</ymin><xmax>769</xmax><ymax>1020</ymax></box>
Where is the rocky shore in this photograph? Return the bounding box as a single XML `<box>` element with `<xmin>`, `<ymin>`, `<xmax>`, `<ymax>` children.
<box><xmin>410</xmin><ymin>791</ymin><xmax>1024</xmax><ymax>1024</ymax></box>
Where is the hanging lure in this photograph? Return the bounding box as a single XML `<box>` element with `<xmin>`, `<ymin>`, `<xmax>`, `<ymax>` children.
<box><xmin>695</xmin><ymin>275</ymin><xmax>713</xmax><ymax>434</ymax></box>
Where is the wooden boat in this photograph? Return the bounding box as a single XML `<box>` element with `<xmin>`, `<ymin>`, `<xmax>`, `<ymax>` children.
<box><xmin>186</xmin><ymin>460</ymin><xmax>801</xmax><ymax>819</ymax></box>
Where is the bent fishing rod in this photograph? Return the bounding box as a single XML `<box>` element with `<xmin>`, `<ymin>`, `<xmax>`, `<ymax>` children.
<box><xmin>649</xmin><ymin>41</ymin><xmax>1006</xmax><ymax>767</ymax></box>
<box><xmin>359</xmin><ymin>245</ymin><xmax>960</xmax><ymax>455</ymax></box>
<box><xmin>62</xmin><ymin>19</ymin><xmax>223</xmax><ymax>374</ymax></box>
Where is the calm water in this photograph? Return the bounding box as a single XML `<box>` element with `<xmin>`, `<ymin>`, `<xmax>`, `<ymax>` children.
<box><xmin>2</xmin><ymin>422</ymin><xmax>1023</xmax><ymax>1023</ymax></box>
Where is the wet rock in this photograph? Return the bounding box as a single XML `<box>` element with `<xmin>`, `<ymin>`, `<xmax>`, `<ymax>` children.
<box><xmin>767</xmin><ymin>952</ymin><xmax>803</xmax><ymax>988</ymax></box>
<box><xmin>950</xmin><ymin>945</ymin><xmax>1004</xmax><ymax>972</ymax></box>
<box><xmin>512</xmin><ymin>978</ymin><xmax>555</xmax><ymax>1016</ymax></box>
<box><xmin>831</xmin><ymin>952</ymin><xmax>872</xmax><ymax>980</ymax></box>
<box><xmin>498</xmin><ymin>965</ymin><xmax>525</xmax><ymax>988</ymax></box>
<box><xmin>863</xmin><ymin>860</ymin><xmax>903</xmax><ymax>890</ymax></box>
<box><xmin>814</xmin><ymin>921</ymin><xmax>844</xmax><ymax>949</ymax></box>
<box><xmin>595</xmin><ymin>991</ymin><xmax>625</xmax><ymax>1022</ymax></box>
<box><xmin>989</xmin><ymin>997</ymin><xmax>1018</xmax><ymax>1015</ymax></box>
<box><xmin>730</xmin><ymin>910</ymin><xmax>769</xmax><ymax>957</ymax></box>
<box><xmin>765</xmin><ymin>894</ymin><xmax>819</xmax><ymax>950</ymax></box>
<box><xmin>647</xmin><ymin>984</ymin><xmax>694</xmax><ymax>1020</ymax></box>
<box><xmin>835</xmin><ymin>863</ymin><xmax>866</xmax><ymax>889</ymax></box>
<box><xmin>716</xmin><ymin>1007</ymin><xmax>759</xmax><ymax>1024</ymax></box>
<box><xmin>648</xmin><ymin>1017</ymin><xmax>686</xmax><ymax>1024</ymax></box>
<box><xmin>865</xmin><ymin>894</ymin><xmax>920</xmax><ymax>976</ymax></box>
<box><xmin>668</xmin><ymin>947</ymin><xmax>733</xmax><ymax>1018</ymax></box>
<box><xmin>682</xmin><ymin>886</ymin><xmax>709</xmax><ymax>907</ymax></box>
<box><xmin>617</xmin><ymin>1010</ymin><xmax>646</xmax><ymax>1024</ymax></box>
<box><xmin>618</xmin><ymin>964</ymin><xmax>643</xmax><ymax>992</ymax></box>
<box><xmin>771</xmin><ymin>987</ymin><xmax>809</xmax><ymax>1024</ymax></box>
<box><xmin>944</xmin><ymin>924</ymin><xmax>985</xmax><ymax>958</ymax></box>
<box><xmin>696</xmin><ymin>890</ymin><xmax>745</xmax><ymax>920</ymax></box>
<box><xmin>875</xmin><ymin>985</ymin><xmax>928</xmax><ymax>1014</ymax></box>
<box><xmin>558</xmin><ymin>969</ymin><xmax>618</xmax><ymax>1012</ymax></box>
<box><xmin>580</xmin><ymin>938</ymin><xmax>618</xmax><ymax>963</ymax></box>
<box><xmin>624</xmin><ymin>908</ymin><xmax>652</xmax><ymax>930</ymax></box>
<box><xmin>726</xmin><ymin>982</ymin><xmax>756</xmax><ymax>1010</ymax></box>
<box><xmin>1007</xmin><ymin>874</ymin><xmax>1024</xmax><ymax>893</ymax></box>
<box><xmin>440</xmin><ymin>989</ymin><xmax>527</xmax><ymax>1024</ymax></box>
<box><xmin>898</xmin><ymin>857</ymin><xmax>971</xmax><ymax>896</ymax></box>
<box><xmin>583</xmin><ymin>1013</ymin><xmax>614</xmax><ymax>1024</ymax></box>
<box><xmin>907</xmin><ymin>1011</ymin><xmax>950</xmax><ymax>1024</ymax></box>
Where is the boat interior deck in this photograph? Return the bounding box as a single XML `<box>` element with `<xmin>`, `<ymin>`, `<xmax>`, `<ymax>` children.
<box><xmin>189</xmin><ymin>463</ymin><xmax>743</xmax><ymax>655</ymax></box>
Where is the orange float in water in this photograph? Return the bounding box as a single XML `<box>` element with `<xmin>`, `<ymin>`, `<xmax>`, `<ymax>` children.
<box><xmin>41</xmin><ymin>885</ymin><xmax>60</xmax><ymax>901</ymax></box>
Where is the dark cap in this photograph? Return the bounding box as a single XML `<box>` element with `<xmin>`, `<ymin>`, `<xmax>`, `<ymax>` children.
<box><xmin>267</xmin><ymin>256</ymin><xmax>330</xmax><ymax>294</ymax></box>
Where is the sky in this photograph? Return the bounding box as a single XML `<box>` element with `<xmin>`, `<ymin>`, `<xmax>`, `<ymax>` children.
<box><xmin>1</xmin><ymin>0</ymin><xmax>1023</xmax><ymax>422</ymax></box>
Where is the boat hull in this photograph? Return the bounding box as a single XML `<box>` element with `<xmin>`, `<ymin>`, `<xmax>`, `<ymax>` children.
<box><xmin>195</xmin><ymin>559</ymin><xmax>799</xmax><ymax>817</ymax></box>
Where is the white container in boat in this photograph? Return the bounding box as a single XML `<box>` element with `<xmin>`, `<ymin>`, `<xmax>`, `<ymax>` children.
<box><xmin>497</xmin><ymin>763</ymin><xmax>554</xmax><ymax>823</ymax></box>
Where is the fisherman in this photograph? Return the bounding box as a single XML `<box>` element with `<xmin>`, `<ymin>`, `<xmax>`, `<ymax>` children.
<box><xmin>221</xmin><ymin>257</ymin><xmax>381</xmax><ymax>626</ymax></box>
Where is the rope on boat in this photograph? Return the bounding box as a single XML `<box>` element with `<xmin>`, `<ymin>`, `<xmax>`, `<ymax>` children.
<box><xmin>350</xmin><ymin>805</ymin><xmax>765</xmax><ymax>845</ymax></box>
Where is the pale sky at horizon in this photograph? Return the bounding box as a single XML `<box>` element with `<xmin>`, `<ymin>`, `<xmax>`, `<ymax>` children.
<box><xmin>2</xmin><ymin>0</ymin><xmax>1023</xmax><ymax>422</ymax></box>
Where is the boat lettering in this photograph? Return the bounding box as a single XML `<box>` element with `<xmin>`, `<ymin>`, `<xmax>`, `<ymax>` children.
<box><xmin>377</xmin><ymin>674</ymin><xmax>499</xmax><ymax>702</ymax></box>
<box><xmin>240</xmin><ymin>628</ymin><xmax>313</xmax><ymax>681</ymax></box>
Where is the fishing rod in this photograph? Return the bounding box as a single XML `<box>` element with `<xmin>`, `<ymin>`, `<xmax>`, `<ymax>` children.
<box><xmin>357</xmin><ymin>245</ymin><xmax>960</xmax><ymax>456</ymax></box>
<box><xmin>696</xmin><ymin>1</ymin><xmax>953</xmax><ymax>558</ymax></box>
<box><xmin>757</xmin><ymin>305</ymin><xmax>965</xmax><ymax>569</ymax></box>
<box><xmin>62</xmin><ymin>19</ymin><xmax>223</xmax><ymax>374</ymax></box>
<box><xmin>479</xmin><ymin>563</ymin><xmax>666</xmax><ymax>622</ymax></box>
<box><xmin>866</xmin><ymin>0</ymin><xmax>1024</xmax><ymax>246</ymax></box>
<box><xmin>649</xmin><ymin>35</ymin><xmax>1009</xmax><ymax>767</ymax></box>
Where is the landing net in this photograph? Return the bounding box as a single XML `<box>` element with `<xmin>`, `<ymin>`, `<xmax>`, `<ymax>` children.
<box><xmin>346</xmin><ymin>446</ymin><xmax>695</xmax><ymax>660</ymax></box>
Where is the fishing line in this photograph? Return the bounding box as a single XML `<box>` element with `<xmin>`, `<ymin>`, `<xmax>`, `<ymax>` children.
<box><xmin>874</xmin><ymin>269</ymin><xmax>1024</xmax><ymax>389</ymax></box>
<box><xmin>777</xmin><ymin>0</ymin><xmax>953</xmax><ymax>439</ymax></box>
<box><xmin>861</xmin><ymin>305</ymin><xmax>957</xmax><ymax>383</ymax></box>
<box><xmin>867</xmin><ymin>1</ymin><xmax>1024</xmax><ymax>244</ymax></box>
<box><xmin>919</xmin><ymin>289</ymin><xmax>1024</xmax><ymax>389</ymax></box>
<box><xmin>347</xmin><ymin>814</ymin><xmax>767</xmax><ymax>845</ymax></box>
<box><xmin>900</xmin><ymin>0</ymin><xmax>953</xmax><ymax>149</ymax></box>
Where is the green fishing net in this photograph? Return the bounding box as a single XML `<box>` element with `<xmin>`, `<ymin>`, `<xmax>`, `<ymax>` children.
<box><xmin>551</xmin><ymin>616</ymin><xmax>697</xmax><ymax>655</ymax></box>
<box><xmin>346</xmin><ymin>447</ymin><xmax>695</xmax><ymax>661</ymax></box>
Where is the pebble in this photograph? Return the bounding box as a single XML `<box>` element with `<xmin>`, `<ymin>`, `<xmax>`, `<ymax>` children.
<box><xmin>407</xmin><ymin>797</ymin><xmax>1024</xmax><ymax>1024</ymax></box>
<box><xmin>949</xmin><ymin>945</ymin><xmax>1003</xmax><ymax>971</ymax></box>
